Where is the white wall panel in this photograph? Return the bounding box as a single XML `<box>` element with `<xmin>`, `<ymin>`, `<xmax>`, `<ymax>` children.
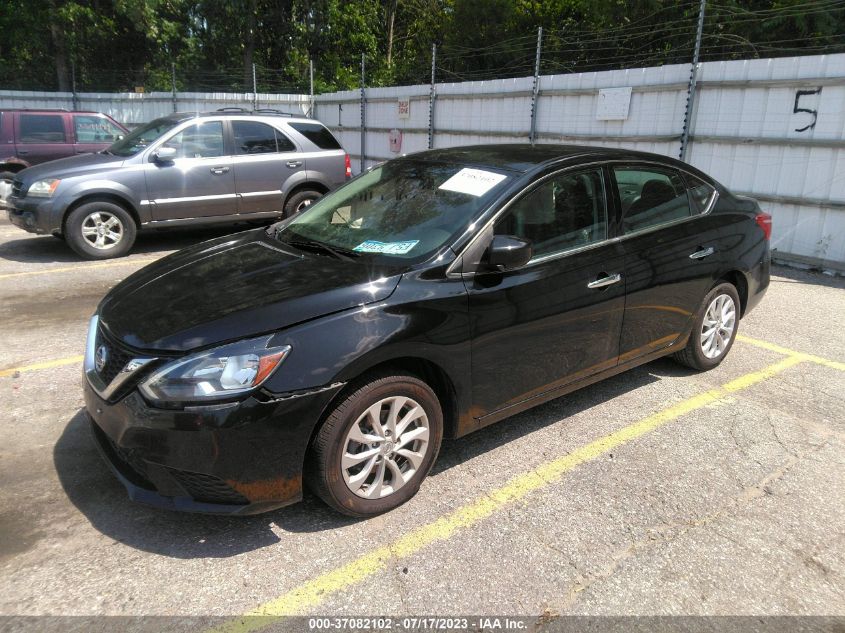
<box><xmin>2</xmin><ymin>53</ymin><xmax>844</xmax><ymax>267</ymax></box>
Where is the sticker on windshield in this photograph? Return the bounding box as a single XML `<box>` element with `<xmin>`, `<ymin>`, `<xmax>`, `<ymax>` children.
<box><xmin>353</xmin><ymin>240</ymin><xmax>419</xmax><ymax>255</ymax></box>
<box><xmin>438</xmin><ymin>168</ymin><xmax>507</xmax><ymax>197</ymax></box>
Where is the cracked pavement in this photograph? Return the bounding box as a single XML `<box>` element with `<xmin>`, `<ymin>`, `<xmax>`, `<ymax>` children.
<box><xmin>1</xmin><ymin>216</ymin><xmax>844</xmax><ymax>618</ymax></box>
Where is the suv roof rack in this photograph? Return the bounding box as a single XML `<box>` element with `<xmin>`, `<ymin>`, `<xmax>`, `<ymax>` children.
<box><xmin>216</xmin><ymin>107</ymin><xmax>249</xmax><ymax>112</ymax></box>
<box><xmin>252</xmin><ymin>108</ymin><xmax>296</xmax><ymax>117</ymax></box>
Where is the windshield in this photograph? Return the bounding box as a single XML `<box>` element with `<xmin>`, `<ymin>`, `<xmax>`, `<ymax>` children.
<box><xmin>106</xmin><ymin>118</ymin><xmax>181</xmax><ymax>157</ymax></box>
<box><xmin>276</xmin><ymin>160</ymin><xmax>514</xmax><ymax>263</ymax></box>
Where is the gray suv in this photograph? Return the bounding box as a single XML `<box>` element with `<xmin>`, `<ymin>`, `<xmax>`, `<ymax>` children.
<box><xmin>7</xmin><ymin>109</ymin><xmax>350</xmax><ymax>259</ymax></box>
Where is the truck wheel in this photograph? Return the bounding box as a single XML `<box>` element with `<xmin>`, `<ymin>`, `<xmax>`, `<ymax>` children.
<box><xmin>283</xmin><ymin>189</ymin><xmax>322</xmax><ymax>218</ymax></box>
<box><xmin>65</xmin><ymin>201</ymin><xmax>137</xmax><ymax>260</ymax></box>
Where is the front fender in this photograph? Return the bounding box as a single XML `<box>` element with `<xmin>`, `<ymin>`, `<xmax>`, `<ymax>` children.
<box><xmin>261</xmin><ymin>269</ymin><xmax>473</xmax><ymax>433</ymax></box>
<box><xmin>52</xmin><ymin>179</ymin><xmax>146</xmax><ymax>225</ymax></box>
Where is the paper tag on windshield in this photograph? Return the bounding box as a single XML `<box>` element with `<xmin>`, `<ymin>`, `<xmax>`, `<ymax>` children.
<box><xmin>438</xmin><ymin>168</ymin><xmax>507</xmax><ymax>197</ymax></box>
<box><xmin>331</xmin><ymin>206</ymin><xmax>352</xmax><ymax>224</ymax></box>
<box><xmin>353</xmin><ymin>240</ymin><xmax>419</xmax><ymax>255</ymax></box>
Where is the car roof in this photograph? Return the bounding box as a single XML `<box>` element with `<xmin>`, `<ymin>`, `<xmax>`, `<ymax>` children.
<box><xmin>164</xmin><ymin>110</ymin><xmax>314</xmax><ymax>124</ymax></box>
<box><xmin>0</xmin><ymin>109</ymin><xmax>110</xmax><ymax>115</ymax></box>
<box><xmin>406</xmin><ymin>144</ymin><xmax>701</xmax><ymax>176</ymax></box>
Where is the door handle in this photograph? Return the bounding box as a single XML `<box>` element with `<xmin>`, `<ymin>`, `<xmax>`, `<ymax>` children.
<box><xmin>17</xmin><ymin>150</ymin><xmax>29</xmax><ymax>155</ymax></box>
<box><xmin>587</xmin><ymin>273</ymin><xmax>622</xmax><ymax>289</ymax></box>
<box><xmin>689</xmin><ymin>246</ymin><xmax>715</xmax><ymax>260</ymax></box>
<box><xmin>210</xmin><ymin>166</ymin><xmax>230</xmax><ymax>175</ymax></box>
<box><xmin>286</xmin><ymin>160</ymin><xmax>302</xmax><ymax>168</ymax></box>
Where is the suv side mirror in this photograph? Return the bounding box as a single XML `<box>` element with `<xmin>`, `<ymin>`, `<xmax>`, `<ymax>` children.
<box><xmin>152</xmin><ymin>147</ymin><xmax>177</xmax><ymax>163</ymax></box>
<box><xmin>486</xmin><ymin>235</ymin><xmax>533</xmax><ymax>272</ymax></box>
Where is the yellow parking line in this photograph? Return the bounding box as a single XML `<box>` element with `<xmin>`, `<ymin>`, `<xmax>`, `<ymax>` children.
<box><xmin>0</xmin><ymin>258</ymin><xmax>158</xmax><ymax>281</ymax></box>
<box><xmin>0</xmin><ymin>355</ymin><xmax>84</xmax><ymax>378</ymax></box>
<box><xmin>210</xmin><ymin>354</ymin><xmax>803</xmax><ymax>633</ymax></box>
<box><xmin>737</xmin><ymin>334</ymin><xmax>845</xmax><ymax>372</ymax></box>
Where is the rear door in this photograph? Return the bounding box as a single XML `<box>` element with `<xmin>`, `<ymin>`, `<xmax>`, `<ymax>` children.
<box><xmin>466</xmin><ymin>166</ymin><xmax>626</xmax><ymax>418</ymax></box>
<box><xmin>287</xmin><ymin>121</ymin><xmax>346</xmax><ymax>187</ymax></box>
<box><xmin>611</xmin><ymin>164</ymin><xmax>723</xmax><ymax>361</ymax></box>
<box><xmin>14</xmin><ymin>112</ymin><xmax>74</xmax><ymax>164</ymax></box>
<box><xmin>231</xmin><ymin>120</ymin><xmax>302</xmax><ymax>215</ymax></box>
<box><xmin>72</xmin><ymin>114</ymin><xmax>125</xmax><ymax>156</ymax></box>
<box><xmin>144</xmin><ymin>119</ymin><xmax>237</xmax><ymax>220</ymax></box>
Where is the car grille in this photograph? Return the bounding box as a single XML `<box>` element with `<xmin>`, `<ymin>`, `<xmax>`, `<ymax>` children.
<box><xmin>95</xmin><ymin>327</ymin><xmax>135</xmax><ymax>388</ymax></box>
<box><xmin>166</xmin><ymin>469</ymin><xmax>249</xmax><ymax>505</ymax></box>
<box><xmin>11</xmin><ymin>179</ymin><xmax>25</xmax><ymax>198</ymax></box>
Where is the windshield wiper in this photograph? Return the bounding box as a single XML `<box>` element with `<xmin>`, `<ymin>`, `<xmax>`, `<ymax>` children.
<box><xmin>287</xmin><ymin>238</ymin><xmax>361</xmax><ymax>261</ymax></box>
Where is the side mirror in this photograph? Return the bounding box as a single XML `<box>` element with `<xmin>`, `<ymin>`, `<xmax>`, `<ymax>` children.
<box><xmin>485</xmin><ymin>235</ymin><xmax>533</xmax><ymax>272</ymax></box>
<box><xmin>152</xmin><ymin>146</ymin><xmax>177</xmax><ymax>163</ymax></box>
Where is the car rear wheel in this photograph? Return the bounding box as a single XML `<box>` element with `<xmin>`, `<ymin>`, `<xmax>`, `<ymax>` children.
<box><xmin>284</xmin><ymin>188</ymin><xmax>322</xmax><ymax>218</ymax></box>
<box><xmin>307</xmin><ymin>373</ymin><xmax>443</xmax><ymax>517</ymax></box>
<box><xmin>65</xmin><ymin>201</ymin><xmax>137</xmax><ymax>260</ymax></box>
<box><xmin>673</xmin><ymin>282</ymin><xmax>740</xmax><ymax>371</ymax></box>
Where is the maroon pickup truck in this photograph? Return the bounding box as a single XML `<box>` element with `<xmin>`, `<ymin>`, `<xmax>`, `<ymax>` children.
<box><xmin>0</xmin><ymin>109</ymin><xmax>128</xmax><ymax>207</ymax></box>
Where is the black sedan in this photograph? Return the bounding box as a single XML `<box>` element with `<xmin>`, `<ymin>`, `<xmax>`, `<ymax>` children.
<box><xmin>84</xmin><ymin>144</ymin><xmax>770</xmax><ymax>516</ymax></box>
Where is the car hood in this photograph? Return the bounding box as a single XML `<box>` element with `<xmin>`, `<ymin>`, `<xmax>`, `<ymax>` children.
<box><xmin>98</xmin><ymin>230</ymin><xmax>403</xmax><ymax>352</ymax></box>
<box><xmin>19</xmin><ymin>152</ymin><xmax>124</xmax><ymax>182</ymax></box>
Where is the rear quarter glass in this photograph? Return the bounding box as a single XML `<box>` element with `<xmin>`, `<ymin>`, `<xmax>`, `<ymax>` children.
<box><xmin>288</xmin><ymin>122</ymin><xmax>342</xmax><ymax>150</ymax></box>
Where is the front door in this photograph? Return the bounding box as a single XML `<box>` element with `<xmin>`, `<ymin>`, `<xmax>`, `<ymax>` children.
<box><xmin>466</xmin><ymin>166</ymin><xmax>626</xmax><ymax>419</ymax></box>
<box><xmin>145</xmin><ymin>120</ymin><xmax>237</xmax><ymax>220</ymax></box>
<box><xmin>610</xmin><ymin>164</ymin><xmax>724</xmax><ymax>361</ymax></box>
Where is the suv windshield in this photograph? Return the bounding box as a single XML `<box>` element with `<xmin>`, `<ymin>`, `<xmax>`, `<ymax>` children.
<box><xmin>276</xmin><ymin>159</ymin><xmax>514</xmax><ymax>263</ymax></box>
<box><xmin>107</xmin><ymin>117</ymin><xmax>181</xmax><ymax>157</ymax></box>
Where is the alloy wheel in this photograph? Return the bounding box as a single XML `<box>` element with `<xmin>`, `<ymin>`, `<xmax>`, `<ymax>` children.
<box><xmin>341</xmin><ymin>396</ymin><xmax>430</xmax><ymax>499</ymax></box>
<box><xmin>81</xmin><ymin>210</ymin><xmax>124</xmax><ymax>250</ymax></box>
<box><xmin>700</xmin><ymin>293</ymin><xmax>736</xmax><ymax>359</ymax></box>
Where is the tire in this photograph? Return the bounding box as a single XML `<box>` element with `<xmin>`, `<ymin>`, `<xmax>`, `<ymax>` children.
<box><xmin>307</xmin><ymin>372</ymin><xmax>443</xmax><ymax>517</ymax></box>
<box><xmin>673</xmin><ymin>282</ymin><xmax>741</xmax><ymax>371</ymax></box>
<box><xmin>65</xmin><ymin>201</ymin><xmax>137</xmax><ymax>260</ymax></box>
<box><xmin>283</xmin><ymin>188</ymin><xmax>322</xmax><ymax>218</ymax></box>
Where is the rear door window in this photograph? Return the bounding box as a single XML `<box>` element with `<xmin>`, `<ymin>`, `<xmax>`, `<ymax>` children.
<box><xmin>232</xmin><ymin>120</ymin><xmax>296</xmax><ymax>154</ymax></box>
<box><xmin>19</xmin><ymin>114</ymin><xmax>66</xmax><ymax>143</ymax></box>
<box><xmin>288</xmin><ymin>122</ymin><xmax>342</xmax><ymax>150</ymax></box>
<box><xmin>613</xmin><ymin>167</ymin><xmax>691</xmax><ymax>234</ymax></box>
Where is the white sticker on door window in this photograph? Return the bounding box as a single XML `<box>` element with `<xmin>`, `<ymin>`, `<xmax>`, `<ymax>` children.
<box><xmin>438</xmin><ymin>168</ymin><xmax>507</xmax><ymax>197</ymax></box>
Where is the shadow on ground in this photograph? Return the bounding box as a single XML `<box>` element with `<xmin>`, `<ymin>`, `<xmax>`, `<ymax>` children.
<box><xmin>54</xmin><ymin>360</ymin><xmax>671</xmax><ymax>559</ymax></box>
<box><xmin>0</xmin><ymin>224</ymin><xmax>257</xmax><ymax>265</ymax></box>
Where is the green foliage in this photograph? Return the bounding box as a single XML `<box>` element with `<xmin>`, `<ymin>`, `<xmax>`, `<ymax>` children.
<box><xmin>0</xmin><ymin>0</ymin><xmax>843</xmax><ymax>93</ymax></box>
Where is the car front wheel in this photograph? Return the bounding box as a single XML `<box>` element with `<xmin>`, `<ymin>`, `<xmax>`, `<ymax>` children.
<box><xmin>307</xmin><ymin>373</ymin><xmax>443</xmax><ymax>517</ymax></box>
<box><xmin>65</xmin><ymin>201</ymin><xmax>137</xmax><ymax>260</ymax></box>
<box><xmin>673</xmin><ymin>282</ymin><xmax>740</xmax><ymax>371</ymax></box>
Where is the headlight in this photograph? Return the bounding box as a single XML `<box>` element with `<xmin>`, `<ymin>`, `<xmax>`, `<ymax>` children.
<box><xmin>27</xmin><ymin>179</ymin><xmax>61</xmax><ymax>197</ymax></box>
<box><xmin>139</xmin><ymin>336</ymin><xmax>290</xmax><ymax>403</ymax></box>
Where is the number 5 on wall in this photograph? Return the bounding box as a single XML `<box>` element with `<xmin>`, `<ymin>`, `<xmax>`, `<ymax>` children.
<box><xmin>793</xmin><ymin>87</ymin><xmax>822</xmax><ymax>132</ymax></box>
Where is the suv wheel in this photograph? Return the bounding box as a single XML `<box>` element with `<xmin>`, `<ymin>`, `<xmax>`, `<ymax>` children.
<box><xmin>284</xmin><ymin>189</ymin><xmax>322</xmax><ymax>218</ymax></box>
<box><xmin>65</xmin><ymin>201</ymin><xmax>137</xmax><ymax>260</ymax></box>
<box><xmin>307</xmin><ymin>373</ymin><xmax>443</xmax><ymax>517</ymax></box>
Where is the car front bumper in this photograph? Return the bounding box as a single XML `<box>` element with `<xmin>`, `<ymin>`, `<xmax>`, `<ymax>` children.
<box><xmin>6</xmin><ymin>196</ymin><xmax>59</xmax><ymax>235</ymax></box>
<box><xmin>84</xmin><ymin>377</ymin><xmax>344</xmax><ymax>515</ymax></box>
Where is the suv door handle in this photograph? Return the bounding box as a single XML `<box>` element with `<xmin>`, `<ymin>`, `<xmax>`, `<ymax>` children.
<box><xmin>587</xmin><ymin>273</ymin><xmax>622</xmax><ymax>289</ymax></box>
<box><xmin>689</xmin><ymin>246</ymin><xmax>715</xmax><ymax>260</ymax></box>
<box><xmin>286</xmin><ymin>160</ymin><xmax>302</xmax><ymax>168</ymax></box>
<box><xmin>210</xmin><ymin>166</ymin><xmax>230</xmax><ymax>175</ymax></box>
<box><xmin>17</xmin><ymin>150</ymin><xmax>29</xmax><ymax>155</ymax></box>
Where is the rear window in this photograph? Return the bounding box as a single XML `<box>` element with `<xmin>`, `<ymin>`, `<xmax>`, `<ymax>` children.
<box><xmin>20</xmin><ymin>114</ymin><xmax>66</xmax><ymax>143</ymax></box>
<box><xmin>288</xmin><ymin>122</ymin><xmax>341</xmax><ymax>150</ymax></box>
